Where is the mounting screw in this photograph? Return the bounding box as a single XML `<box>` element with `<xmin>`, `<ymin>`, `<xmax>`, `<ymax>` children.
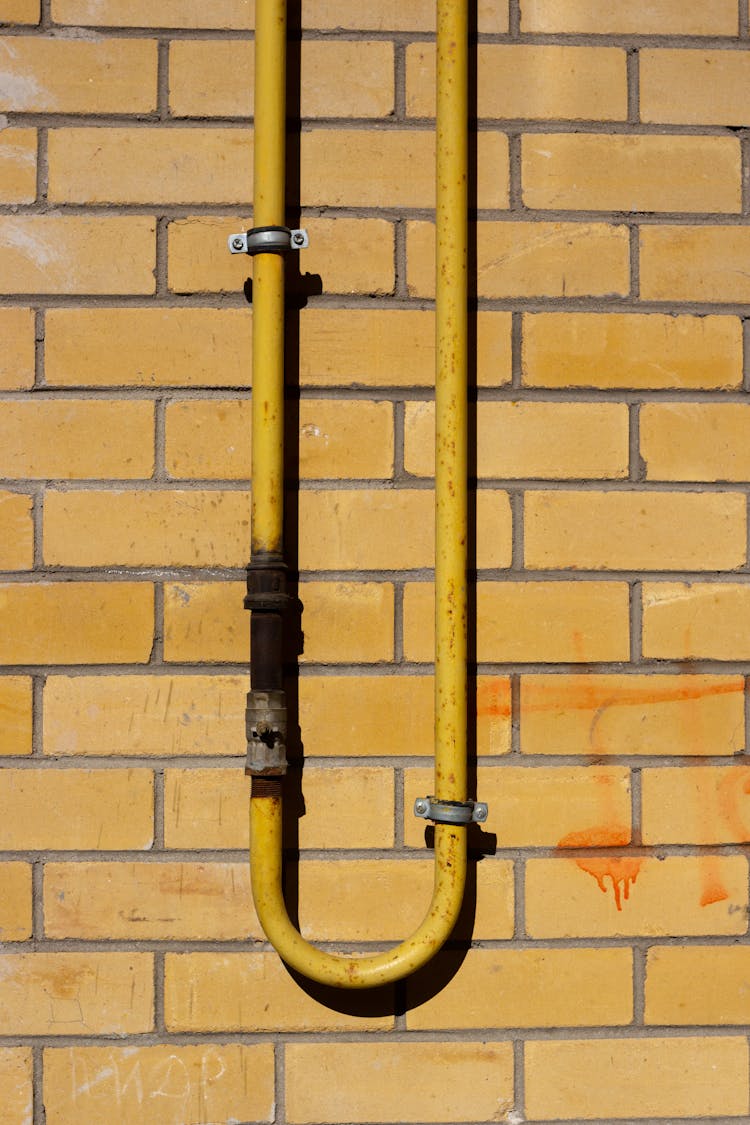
<box><xmin>414</xmin><ymin>799</ymin><xmax>429</xmax><ymax>815</ymax></box>
<box><xmin>291</xmin><ymin>231</ymin><xmax>306</xmax><ymax>246</ymax></box>
<box><xmin>231</xmin><ymin>236</ymin><xmax>245</xmax><ymax>251</ymax></box>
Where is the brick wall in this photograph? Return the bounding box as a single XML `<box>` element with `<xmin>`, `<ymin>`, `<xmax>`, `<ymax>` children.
<box><xmin>2</xmin><ymin>0</ymin><xmax>750</xmax><ymax>1122</ymax></box>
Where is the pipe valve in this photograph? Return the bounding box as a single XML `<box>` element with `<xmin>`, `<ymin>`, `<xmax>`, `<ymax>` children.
<box><xmin>246</xmin><ymin>689</ymin><xmax>287</xmax><ymax>775</ymax></box>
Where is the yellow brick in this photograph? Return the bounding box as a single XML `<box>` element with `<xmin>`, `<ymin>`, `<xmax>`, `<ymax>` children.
<box><xmin>408</xmin><ymin>220</ymin><xmax>630</xmax><ymax>298</ymax></box>
<box><xmin>642</xmin><ymin>49</ymin><xmax>750</xmax><ymax>125</ymax></box>
<box><xmin>0</xmin><ymin>582</ymin><xmax>154</xmax><ymax>664</ymax></box>
<box><xmin>286</xmin><ymin>1042</ymin><xmax>514</xmax><ymax>1124</ymax></box>
<box><xmin>166</xmin><ymin>399</ymin><xmax>393</xmax><ymax>480</ymax></box>
<box><xmin>0</xmin><ymin>768</ymin><xmax>153</xmax><ymax>849</ymax></box>
<box><xmin>169</xmin><ymin>216</ymin><xmax>394</xmax><ymax>296</ymax></box>
<box><xmin>44</xmin><ymin>674</ymin><xmax>244</xmax><ymax>757</ymax></box>
<box><xmin>303</xmin><ymin>1</ymin><xmax>508</xmax><ymax>30</ymax></box>
<box><xmin>164</xmin><ymin>580</ymin><xmax>393</xmax><ymax>663</ymax></box>
<box><xmin>297</xmin><ymin>489</ymin><xmax>511</xmax><ymax>571</ymax></box>
<box><xmin>0</xmin><ymin>491</ymin><xmax>32</xmax><ymax>570</ymax></box>
<box><xmin>170</xmin><ymin>40</ymin><xmax>394</xmax><ymax>118</ymax></box>
<box><xmin>522</xmin><ymin>133</ymin><xmax>740</xmax><ymax>213</ymax></box>
<box><xmin>646</xmin><ymin>946</ymin><xmax>750</xmax><ymax>1025</ymax></box>
<box><xmin>45</xmin><ymin>861</ymin><xmax>258</xmax><ymax>940</ymax></box>
<box><xmin>0</xmin><ymin>401</ymin><xmax>153</xmax><ymax>479</ymax></box>
<box><xmin>642</xmin><ymin>765</ymin><xmax>750</xmax><ymax>844</ymax></box>
<box><xmin>51</xmin><ymin>0</ymin><xmax>251</xmax><ymax>26</ymax></box>
<box><xmin>0</xmin><ymin>0</ymin><xmax>39</xmax><ymax>22</ymax></box>
<box><xmin>301</xmin><ymin>130</ymin><xmax>507</xmax><ymax>209</ymax></box>
<box><xmin>164</xmin><ymin>766</ymin><xmax>395</xmax><ymax>850</ymax></box>
<box><xmin>0</xmin><ymin>677</ymin><xmax>32</xmax><ymax>755</ymax></box>
<box><xmin>404</xmin><ymin>581</ymin><xmax>630</xmax><ymax>663</ymax></box>
<box><xmin>523</xmin><ymin>311</ymin><xmax>742</xmax><ymax>389</ymax></box>
<box><xmin>0</xmin><ymin>216</ymin><xmax>155</xmax><ymax>295</ymax></box>
<box><xmin>525</xmin><ymin>490</ymin><xmax>746</xmax><ymax>571</ymax></box>
<box><xmin>0</xmin><ymin>307</ymin><xmax>34</xmax><ymax>390</ymax></box>
<box><xmin>43</xmin><ymin>1044</ymin><xmax>274</xmax><ymax>1125</ymax></box>
<box><xmin>405</xmin><ymin>401</ymin><xmax>628</xmax><ymax>479</ymax></box>
<box><xmin>641</xmin><ymin>225</ymin><xmax>750</xmax><ymax>302</ymax></box>
<box><xmin>521</xmin><ymin>673</ymin><xmax>745</xmax><ymax>757</ymax></box>
<box><xmin>405</xmin><ymin>765</ymin><xmax>630</xmax><ymax>848</ymax></box>
<box><xmin>0</xmin><ymin>863</ymin><xmax>31</xmax><ymax>941</ymax></box>
<box><xmin>0</xmin><ymin>952</ymin><xmax>153</xmax><ymax>1035</ymax></box>
<box><xmin>165</xmin><ymin>951</ymin><xmax>393</xmax><ymax>1032</ymax></box>
<box><xmin>44</xmin><ymin>490</ymin><xmax>250</xmax><ymax>567</ymax></box>
<box><xmin>643</xmin><ymin>402</ymin><xmax>750</xmax><ymax>481</ymax></box>
<box><xmin>298</xmin><ymin>674</ymin><xmax>511</xmax><ymax>757</ymax></box>
<box><xmin>0</xmin><ymin>128</ymin><xmax>35</xmax><ymax>204</ymax></box>
<box><xmin>526</xmin><ymin>855</ymin><xmax>747</xmax><ymax>937</ymax></box>
<box><xmin>0</xmin><ymin>37</ymin><xmax>156</xmax><ymax>112</ymax></box>
<box><xmin>46</xmin><ymin>307</ymin><xmax>250</xmax><ymax>388</ymax></box>
<box><xmin>521</xmin><ymin>0</ymin><xmax>737</xmax><ymax>32</ymax></box>
<box><xmin>643</xmin><ymin>581</ymin><xmax>750</xmax><ymax>660</ymax></box>
<box><xmin>407</xmin><ymin>948</ymin><xmax>632</xmax><ymax>1029</ymax></box>
<box><xmin>407</xmin><ymin>43</ymin><xmax>627</xmax><ymax>120</ymax></box>
<box><xmin>0</xmin><ymin>1049</ymin><xmax>31</xmax><ymax>1125</ymax></box>
<box><xmin>525</xmin><ymin>1037</ymin><xmax>748</xmax><ymax>1121</ymax></box>
<box><xmin>49</xmin><ymin>127</ymin><xmax>251</xmax><ymax>205</ymax></box>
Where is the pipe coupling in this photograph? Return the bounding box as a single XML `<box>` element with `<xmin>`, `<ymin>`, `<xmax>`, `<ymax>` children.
<box><xmin>246</xmin><ymin>689</ymin><xmax>288</xmax><ymax>776</ymax></box>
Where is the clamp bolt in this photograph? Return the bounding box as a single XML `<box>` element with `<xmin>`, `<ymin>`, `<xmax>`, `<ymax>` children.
<box><xmin>231</xmin><ymin>236</ymin><xmax>246</xmax><ymax>251</ymax></box>
<box><xmin>414</xmin><ymin>799</ymin><xmax>429</xmax><ymax>816</ymax></box>
<box><xmin>291</xmin><ymin>231</ymin><xmax>306</xmax><ymax>246</ymax></box>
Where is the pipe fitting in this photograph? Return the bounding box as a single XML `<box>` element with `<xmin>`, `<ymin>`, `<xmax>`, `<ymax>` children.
<box><xmin>246</xmin><ymin>689</ymin><xmax>288</xmax><ymax>775</ymax></box>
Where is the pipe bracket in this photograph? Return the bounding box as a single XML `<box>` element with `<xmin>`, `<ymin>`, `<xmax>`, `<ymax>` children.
<box><xmin>413</xmin><ymin>796</ymin><xmax>488</xmax><ymax>826</ymax></box>
<box><xmin>228</xmin><ymin>226</ymin><xmax>309</xmax><ymax>256</ymax></box>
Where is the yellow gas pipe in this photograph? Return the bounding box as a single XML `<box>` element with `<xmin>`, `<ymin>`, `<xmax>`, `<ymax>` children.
<box><xmin>248</xmin><ymin>0</ymin><xmax>470</xmax><ymax>988</ymax></box>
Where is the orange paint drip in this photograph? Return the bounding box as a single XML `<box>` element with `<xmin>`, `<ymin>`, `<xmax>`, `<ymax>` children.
<box><xmin>558</xmin><ymin>825</ymin><xmax>643</xmax><ymax>912</ymax></box>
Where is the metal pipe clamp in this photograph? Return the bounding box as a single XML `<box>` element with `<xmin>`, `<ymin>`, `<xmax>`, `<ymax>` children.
<box><xmin>228</xmin><ymin>226</ymin><xmax>309</xmax><ymax>255</ymax></box>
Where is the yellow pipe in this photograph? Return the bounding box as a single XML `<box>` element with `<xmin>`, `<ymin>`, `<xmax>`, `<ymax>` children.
<box><xmin>248</xmin><ymin>0</ymin><xmax>469</xmax><ymax>987</ymax></box>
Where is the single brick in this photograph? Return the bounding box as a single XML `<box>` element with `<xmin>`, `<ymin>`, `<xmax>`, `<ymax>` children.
<box><xmin>404</xmin><ymin>765</ymin><xmax>630</xmax><ymax>848</ymax></box>
<box><xmin>168</xmin><ymin>216</ymin><xmax>395</xmax><ymax>296</ymax></box>
<box><xmin>406</xmin><ymin>948</ymin><xmax>632</xmax><ymax>1029</ymax></box>
<box><xmin>44</xmin><ymin>489</ymin><xmax>250</xmax><ymax>568</ymax></box>
<box><xmin>642</xmin><ymin>766</ymin><xmax>750</xmax><ymax>844</ymax></box>
<box><xmin>641</xmin><ymin>226</ymin><xmax>750</xmax><ymax>302</ymax></box>
<box><xmin>0</xmin><ymin>1049</ymin><xmax>31</xmax><ymax>1125</ymax></box>
<box><xmin>170</xmin><ymin>40</ymin><xmax>394</xmax><ymax>118</ymax></box>
<box><xmin>298</xmin><ymin>674</ymin><xmax>511</xmax><ymax>757</ymax></box>
<box><xmin>0</xmin><ymin>952</ymin><xmax>153</xmax><ymax>1035</ymax></box>
<box><xmin>522</xmin><ymin>133</ymin><xmax>740</xmax><ymax>213</ymax></box>
<box><xmin>642</xmin><ymin>49</ymin><xmax>750</xmax><ymax>125</ymax></box>
<box><xmin>44</xmin><ymin>861</ymin><xmax>259</xmax><ymax>941</ymax></box>
<box><xmin>0</xmin><ymin>401</ymin><xmax>154</xmax><ymax>479</ymax></box>
<box><xmin>43</xmin><ymin>1044</ymin><xmax>274</xmax><ymax>1125</ymax></box>
<box><xmin>407</xmin><ymin>43</ymin><xmax>627</xmax><ymax>120</ymax></box>
<box><xmin>164</xmin><ymin>766</ymin><xmax>395</xmax><ymax>850</ymax></box>
<box><xmin>404</xmin><ymin>581</ymin><xmax>630</xmax><ymax>663</ymax></box>
<box><xmin>525</xmin><ymin>490</ymin><xmax>746</xmax><ymax>571</ymax></box>
<box><xmin>44</xmin><ymin>674</ymin><xmax>245</xmax><ymax>757</ymax></box>
<box><xmin>408</xmin><ymin>220</ymin><xmax>630</xmax><ymax>298</ymax></box>
<box><xmin>50</xmin><ymin>0</ymin><xmax>251</xmax><ymax>26</ymax></box>
<box><xmin>165</xmin><ymin>399</ymin><xmax>394</xmax><ymax>480</ymax></box>
<box><xmin>525</xmin><ymin>1037</ymin><xmax>748</xmax><ymax>1121</ymax></box>
<box><xmin>165</xmin><ymin>951</ymin><xmax>394</xmax><ymax>1032</ymax></box>
<box><xmin>0</xmin><ymin>863</ymin><xmax>31</xmax><ymax>941</ymax></box>
<box><xmin>521</xmin><ymin>674</ymin><xmax>745</xmax><ymax>756</ymax></box>
<box><xmin>0</xmin><ymin>128</ymin><xmax>35</xmax><ymax>203</ymax></box>
<box><xmin>522</xmin><ymin>311</ymin><xmax>742</xmax><ymax>389</ymax></box>
<box><xmin>526</xmin><ymin>855</ymin><xmax>747</xmax><ymax>937</ymax></box>
<box><xmin>404</xmin><ymin>401</ymin><xmax>628</xmax><ymax>479</ymax></box>
<box><xmin>46</xmin><ymin>307</ymin><xmax>251</xmax><ymax>388</ymax></box>
<box><xmin>0</xmin><ymin>0</ymin><xmax>39</xmax><ymax>22</ymax></box>
<box><xmin>297</xmin><ymin>489</ymin><xmax>511</xmax><ymax>571</ymax></box>
<box><xmin>163</xmin><ymin>580</ymin><xmax>393</xmax><ymax>663</ymax></box>
<box><xmin>285</xmin><ymin>1042</ymin><xmax>514</xmax><ymax>1124</ymax></box>
<box><xmin>0</xmin><ymin>216</ymin><xmax>155</xmax><ymax>295</ymax></box>
<box><xmin>0</xmin><ymin>307</ymin><xmax>34</xmax><ymax>390</ymax></box>
<box><xmin>48</xmin><ymin>127</ymin><xmax>252</xmax><ymax>204</ymax></box>
<box><xmin>0</xmin><ymin>677</ymin><xmax>32</xmax><ymax>755</ymax></box>
<box><xmin>301</xmin><ymin>130</ymin><xmax>507</xmax><ymax>209</ymax></box>
<box><xmin>643</xmin><ymin>582</ymin><xmax>750</xmax><ymax>660</ymax></box>
<box><xmin>521</xmin><ymin>0</ymin><xmax>737</xmax><ymax>33</ymax></box>
<box><xmin>646</xmin><ymin>946</ymin><xmax>750</xmax><ymax>1025</ymax></box>
<box><xmin>0</xmin><ymin>491</ymin><xmax>32</xmax><ymax>570</ymax></box>
<box><xmin>0</xmin><ymin>582</ymin><xmax>154</xmax><ymax>664</ymax></box>
<box><xmin>0</xmin><ymin>768</ymin><xmax>153</xmax><ymax>849</ymax></box>
<box><xmin>0</xmin><ymin>36</ymin><xmax>156</xmax><ymax>112</ymax></box>
<box><xmin>642</xmin><ymin>403</ymin><xmax>750</xmax><ymax>481</ymax></box>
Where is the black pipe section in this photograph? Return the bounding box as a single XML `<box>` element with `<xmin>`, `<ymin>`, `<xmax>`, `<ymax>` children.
<box><xmin>245</xmin><ymin>553</ymin><xmax>291</xmax><ymax>776</ymax></box>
